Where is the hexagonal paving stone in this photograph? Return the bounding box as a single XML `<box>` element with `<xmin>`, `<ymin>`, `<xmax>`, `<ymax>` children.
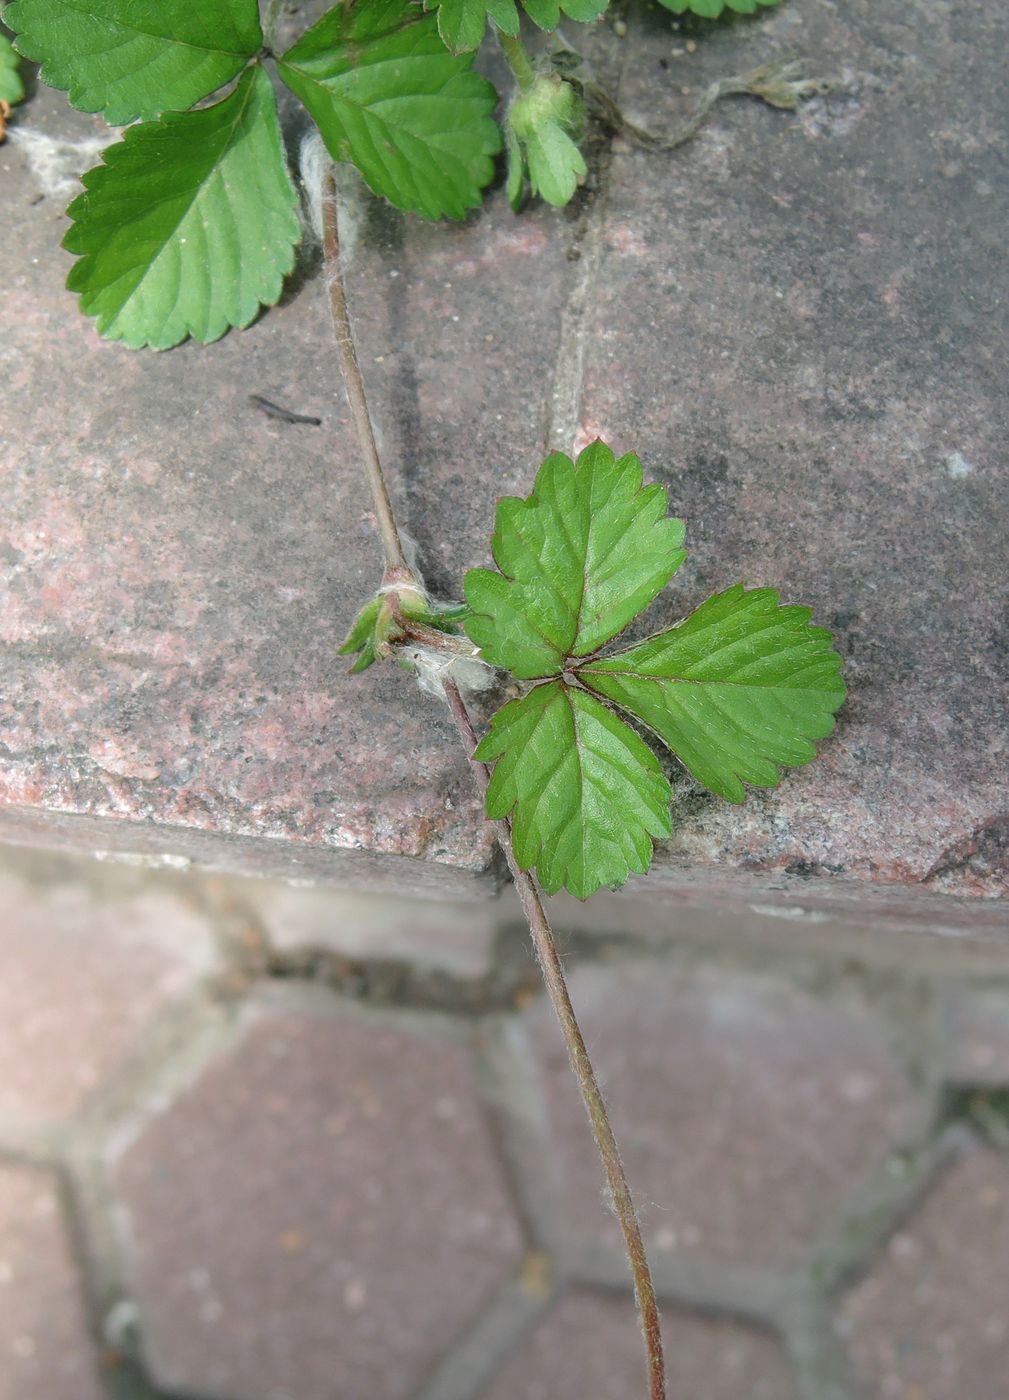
<box><xmin>527</xmin><ymin>959</ymin><xmax>914</xmax><ymax>1267</ymax></box>
<box><xmin>113</xmin><ymin>996</ymin><xmax>523</xmax><ymax>1400</ymax></box>
<box><xmin>841</xmin><ymin>1149</ymin><xmax>1009</xmax><ymax>1400</ymax></box>
<box><xmin>0</xmin><ymin>856</ymin><xmax>219</xmax><ymax>1134</ymax></box>
<box><xmin>0</xmin><ymin>1163</ymin><xmax>104</xmax><ymax>1400</ymax></box>
<box><xmin>946</xmin><ymin>984</ymin><xmax>1009</xmax><ymax>1084</ymax></box>
<box><xmin>484</xmin><ymin>1291</ymin><xmax>798</xmax><ymax>1400</ymax></box>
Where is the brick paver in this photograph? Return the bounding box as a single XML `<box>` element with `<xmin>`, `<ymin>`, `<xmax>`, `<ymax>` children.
<box><xmin>0</xmin><ymin>1163</ymin><xmax>103</xmax><ymax>1400</ymax></box>
<box><xmin>841</xmin><ymin>1149</ymin><xmax>1009</xmax><ymax>1400</ymax></box>
<box><xmin>113</xmin><ymin>995</ymin><xmax>523</xmax><ymax>1400</ymax></box>
<box><xmin>483</xmin><ymin>1291</ymin><xmax>797</xmax><ymax>1400</ymax></box>
<box><xmin>947</xmin><ymin>984</ymin><xmax>1009</xmax><ymax>1085</ymax></box>
<box><xmin>0</xmin><ymin>855</ymin><xmax>217</xmax><ymax>1135</ymax></box>
<box><xmin>528</xmin><ymin>958</ymin><xmax>914</xmax><ymax>1266</ymax></box>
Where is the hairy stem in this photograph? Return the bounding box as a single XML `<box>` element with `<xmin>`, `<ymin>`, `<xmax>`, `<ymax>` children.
<box><xmin>323</xmin><ymin>168</ymin><xmax>663</xmax><ymax>1399</ymax></box>
<box><xmin>443</xmin><ymin>678</ymin><xmax>666</xmax><ymax>1400</ymax></box>
<box><xmin>321</xmin><ymin>168</ymin><xmax>416</xmax><ymax>586</ymax></box>
<box><xmin>497</xmin><ymin>28</ymin><xmax>538</xmax><ymax>93</ymax></box>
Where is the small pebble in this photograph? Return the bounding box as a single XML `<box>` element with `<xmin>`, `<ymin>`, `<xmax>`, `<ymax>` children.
<box><xmin>685</xmin><ymin>38</ymin><xmax>697</xmax><ymax>52</ymax></box>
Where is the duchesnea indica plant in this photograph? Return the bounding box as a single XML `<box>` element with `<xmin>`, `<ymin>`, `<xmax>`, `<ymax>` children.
<box><xmin>0</xmin><ymin>0</ymin><xmax>817</xmax><ymax>346</ymax></box>
<box><xmin>4</xmin><ymin>4</ymin><xmax>843</xmax><ymax>1395</ymax></box>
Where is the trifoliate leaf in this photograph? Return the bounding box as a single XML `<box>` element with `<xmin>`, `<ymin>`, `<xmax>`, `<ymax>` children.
<box><xmin>426</xmin><ymin>0</ymin><xmax>520</xmax><ymax>56</ymax></box>
<box><xmin>2</xmin><ymin>0</ymin><xmax>261</xmax><ymax>125</ymax></box>
<box><xmin>277</xmin><ymin>0</ymin><xmax>500</xmax><ymax>221</ymax></box>
<box><xmin>464</xmin><ymin>441</ymin><xmax>686</xmax><ymax>678</ymax></box>
<box><xmin>474</xmin><ymin>679</ymin><xmax>673</xmax><ymax>899</ymax></box>
<box><xmin>0</xmin><ymin>31</ymin><xmax>23</xmax><ymax>103</ymax></box>
<box><xmin>460</xmin><ymin>441</ymin><xmax>844</xmax><ymax>897</ymax></box>
<box><xmin>63</xmin><ymin>65</ymin><xmax>301</xmax><ymax>349</ymax></box>
<box><xmin>580</xmin><ymin>585</ymin><xmax>846</xmax><ymax>803</ymax></box>
<box><xmin>657</xmin><ymin>0</ymin><xmax>781</xmax><ymax>16</ymax></box>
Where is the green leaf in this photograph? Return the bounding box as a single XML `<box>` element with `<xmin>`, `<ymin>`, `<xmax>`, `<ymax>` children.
<box><xmin>506</xmin><ymin>123</ymin><xmax>525</xmax><ymax>210</ymax></box>
<box><xmin>507</xmin><ymin>73</ymin><xmax>586</xmax><ymax>207</ymax></box>
<box><xmin>580</xmin><ymin>585</ymin><xmax>846</xmax><ymax>803</ymax></box>
<box><xmin>277</xmin><ymin>0</ymin><xmax>500</xmax><ymax>221</ymax></box>
<box><xmin>474</xmin><ymin>679</ymin><xmax>672</xmax><ymax>899</ymax></box>
<box><xmin>2</xmin><ymin>0</ymin><xmax>261</xmax><ymax>124</ymax></box>
<box><xmin>425</xmin><ymin>0</ymin><xmax>606</xmax><ymax>53</ymax></box>
<box><xmin>63</xmin><ymin>65</ymin><xmax>301</xmax><ymax>350</ymax></box>
<box><xmin>524</xmin><ymin>119</ymin><xmax>586</xmax><ymax>205</ymax></box>
<box><xmin>656</xmin><ymin>0</ymin><xmax>781</xmax><ymax>16</ymax></box>
<box><xmin>0</xmin><ymin>31</ymin><xmax>24</xmax><ymax>106</ymax></box>
<box><xmin>522</xmin><ymin>0</ymin><xmax>609</xmax><ymax>32</ymax></box>
<box><xmin>464</xmin><ymin>440</ymin><xmax>686</xmax><ymax>678</ymax></box>
<box><xmin>426</xmin><ymin>0</ymin><xmax>520</xmax><ymax>55</ymax></box>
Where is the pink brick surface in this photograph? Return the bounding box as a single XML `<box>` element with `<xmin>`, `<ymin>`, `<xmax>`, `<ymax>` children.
<box><xmin>0</xmin><ymin>1164</ymin><xmax>103</xmax><ymax>1400</ymax></box>
<box><xmin>0</xmin><ymin>861</ymin><xmax>217</xmax><ymax>1132</ymax></box>
<box><xmin>113</xmin><ymin>997</ymin><xmax>523</xmax><ymax>1400</ymax></box>
<box><xmin>842</xmin><ymin>1150</ymin><xmax>1009</xmax><ymax>1400</ymax></box>
<box><xmin>484</xmin><ymin>1291</ymin><xmax>797</xmax><ymax>1400</ymax></box>
<box><xmin>528</xmin><ymin>959</ymin><xmax>913</xmax><ymax>1267</ymax></box>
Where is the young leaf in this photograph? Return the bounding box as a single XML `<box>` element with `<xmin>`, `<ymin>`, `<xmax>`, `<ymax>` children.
<box><xmin>277</xmin><ymin>0</ymin><xmax>500</xmax><ymax>221</ymax></box>
<box><xmin>657</xmin><ymin>0</ymin><xmax>781</xmax><ymax>16</ymax></box>
<box><xmin>507</xmin><ymin>73</ymin><xmax>587</xmax><ymax>208</ymax></box>
<box><xmin>63</xmin><ymin>65</ymin><xmax>301</xmax><ymax>350</ymax></box>
<box><xmin>464</xmin><ymin>441</ymin><xmax>686</xmax><ymax>678</ymax></box>
<box><xmin>474</xmin><ymin>679</ymin><xmax>672</xmax><ymax>899</ymax></box>
<box><xmin>524</xmin><ymin>120</ymin><xmax>586</xmax><ymax>206</ymax></box>
<box><xmin>2</xmin><ymin>0</ymin><xmax>262</xmax><ymax>125</ymax></box>
<box><xmin>579</xmin><ymin>586</ymin><xmax>846</xmax><ymax>803</ymax></box>
<box><xmin>426</xmin><ymin>0</ymin><xmax>607</xmax><ymax>54</ymax></box>
<box><xmin>0</xmin><ymin>31</ymin><xmax>24</xmax><ymax>107</ymax></box>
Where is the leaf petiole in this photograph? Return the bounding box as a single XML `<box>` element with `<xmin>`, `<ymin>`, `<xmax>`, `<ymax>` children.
<box><xmin>497</xmin><ymin>26</ymin><xmax>537</xmax><ymax>92</ymax></box>
<box><xmin>321</xmin><ymin>167</ymin><xmax>419</xmax><ymax>590</ymax></box>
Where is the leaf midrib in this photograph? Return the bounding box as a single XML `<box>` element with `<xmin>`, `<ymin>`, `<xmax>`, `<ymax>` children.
<box><xmin>100</xmin><ymin>71</ymin><xmax>259</xmax><ymax>306</ymax></box>
<box><xmin>579</xmin><ymin>666</ymin><xmax>837</xmax><ymax>694</ymax></box>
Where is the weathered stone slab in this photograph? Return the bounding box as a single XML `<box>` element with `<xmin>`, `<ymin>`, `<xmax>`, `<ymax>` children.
<box><xmin>2</xmin><ymin>1</ymin><xmax>1006</xmax><ymax>913</ymax></box>
<box><xmin>0</xmin><ymin>83</ymin><xmax>571</xmax><ymax>894</ymax></box>
<box><xmin>578</xmin><ymin>0</ymin><xmax>1009</xmax><ymax>900</ymax></box>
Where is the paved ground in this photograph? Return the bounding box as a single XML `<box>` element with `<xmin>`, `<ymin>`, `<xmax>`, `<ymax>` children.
<box><xmin>2</xmin><ymin>842</ymin><xmax>1009</xmax><ymax>1400</ymax></box>
<box><xmin>2</xmin><ymin>0</ymin><xmax>1008</xmax><ymax>1396</ymax></box>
